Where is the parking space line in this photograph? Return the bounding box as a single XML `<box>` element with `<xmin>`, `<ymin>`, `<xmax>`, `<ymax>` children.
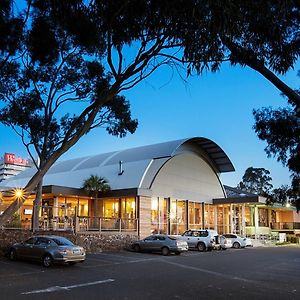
<box><xmin>163</xmin><ymin>260</ymin><xmax>258</xmax><ymax>283</ymax></box>
<box><xmin>21</xmin><ymin>279</ymin><xmax>115</xmax><ymax>295</ymax></box>
<box><xmin>0</xmin><ymin>270</ymin><xmax>45</xmax><ymax>279</ymax></box>
<box><xmin>80</xmin><ymin>257</ymin><xmax>158</xmax><ymax>269</ymax></box>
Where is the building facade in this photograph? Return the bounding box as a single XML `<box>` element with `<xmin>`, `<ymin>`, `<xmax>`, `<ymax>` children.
<box><xmin>0</xmin><ymin>153</ymin><xmax>33</xmax><ymax>182</ymax></box>
<box><xmin>1</xmin><ymin>138</ymin><xmax>299</xmax><ymax>238</ymax></box>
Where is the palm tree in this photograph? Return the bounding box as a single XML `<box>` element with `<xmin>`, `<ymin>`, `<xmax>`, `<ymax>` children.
<box><xmin>82</xmin><ymin>175</ymin><xmax>110</xmax><ymax>228</ymax></box>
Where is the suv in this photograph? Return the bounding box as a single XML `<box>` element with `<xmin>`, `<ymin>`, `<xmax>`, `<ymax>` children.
<box><xmin>179</xmin><ymin>230</ymin><xmax>215</xmax><ymax>252</ymax></box>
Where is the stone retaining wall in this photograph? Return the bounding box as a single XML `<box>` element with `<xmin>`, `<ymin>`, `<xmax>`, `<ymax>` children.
<box><xmin>0</xmin><ymin>229</ymin><xmax>138</xmax><ymax>256</ymax></box>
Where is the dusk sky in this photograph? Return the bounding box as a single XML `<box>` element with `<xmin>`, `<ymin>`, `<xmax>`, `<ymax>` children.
<box><xmin>0</xmin><ymin>60</ymin><xmax>298</xmax><ymax>189</ymax></box>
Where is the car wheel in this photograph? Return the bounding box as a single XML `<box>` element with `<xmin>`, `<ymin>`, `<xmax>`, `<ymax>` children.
<box><xmin>134</xmin><ymin>244</ymin><xmax>140</xmax><ymax>252</ymax></box>
<box><xmin>42</xmin><ymin>254</ymin><xmax>53</xmax><ymax>268</ymax></box>
<box><xmin>197</xmin><ymin>242</ymin><xmax>206</xmax><ymax>252</ymax></box>
<box><xmin>9</xmin><ymin>249</ymin><xmax>17</xmax><ymax>261</ymax></box>
<box><xmin>233</xmin><ymin>242</ymin><xmax>241</xmax><ymax>249</ymax></box>
<box><xmin>161</xmin><ymin>247</ymin><xmax>169</xmax><ymax>256</ymax></box>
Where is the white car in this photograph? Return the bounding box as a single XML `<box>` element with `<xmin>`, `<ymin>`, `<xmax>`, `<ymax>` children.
<box><xmin>179</xmin><ymin>230</ymin><xmax>216</xmax><ymax>251</ymax></box>
<box><xmin>222</xmin><ymin>234</ymin><xmax>247</xmax><ymax>249</ymax></box>
<box><xmin>214</xmin><ymin>235</ymin><xmax>233</xmax><ymax>250</ymax></box>
<box><xmin>244</xmin><ymin>237</ymin><xmax>253</xmax><ymax>247</ymax></box>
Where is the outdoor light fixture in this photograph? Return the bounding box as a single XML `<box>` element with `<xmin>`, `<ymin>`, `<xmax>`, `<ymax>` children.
<box><xmin>14</xmin><ymin>188</ymin><xmax>24</xmax><ymax>199</ymax></box>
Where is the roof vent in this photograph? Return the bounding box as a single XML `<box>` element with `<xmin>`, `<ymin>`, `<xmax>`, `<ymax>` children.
<box><xmin>118</xmin><ymin>160</ymin><xmax>124</xmax><ymax>175</ymax></box>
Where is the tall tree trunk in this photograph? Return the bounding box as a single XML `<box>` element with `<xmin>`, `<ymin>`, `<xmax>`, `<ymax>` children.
<box><xmin>32</xmin><ymin>179</ymin><xmax>43</xmax><ymax>232</ymax></box>
<box><xmin>248</xmin><ymin>62</ymin><xmax>300</xmax><ymax>107</ymax></box>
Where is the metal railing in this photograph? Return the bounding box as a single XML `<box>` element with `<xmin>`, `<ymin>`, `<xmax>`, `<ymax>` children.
<box><xmin>77</xmin><ymin>216</ymin><xmax>138</xmax><ymax>233</ymax></box>
<box><xmin>271</xmin><ymin>222</ymin><xmax>300</xmax><ymax>230</ymax></box>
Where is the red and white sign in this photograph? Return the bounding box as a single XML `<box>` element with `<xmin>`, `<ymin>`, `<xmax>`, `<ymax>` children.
<box><xmin>4</xmin><ymin>153</ymin><xmax>29</xmax><ymax>166</ymax></box>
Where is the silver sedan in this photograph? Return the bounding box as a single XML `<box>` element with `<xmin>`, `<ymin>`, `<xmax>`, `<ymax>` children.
<box><xmin>8</xmin><ymin>235</ymin><xmax>85</xmax><ymax>267</ymax></box>
<box><xmin>132</xmin><ymin>234</ymin><xmax>188</xmax><ymax>256</ymax></box>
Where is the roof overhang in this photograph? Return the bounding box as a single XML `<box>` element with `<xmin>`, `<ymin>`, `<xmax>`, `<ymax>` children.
<box><xmin>213</xmin><ymin>195</ymin><xmax>266</xmax><ymax>204</ymax></box>
<box><xmin>178</xmin><ymin>137</ymin><xmax>235</xmax><ymax>173</ymax></box>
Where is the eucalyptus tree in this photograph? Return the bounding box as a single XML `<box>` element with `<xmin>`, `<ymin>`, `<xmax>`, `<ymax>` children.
<box><xmin>237</xmin><ymin>167</ymin><xmax>273</xmax><ymax>196</ymax></box>
<box><xmin>253</xmin><ymin>99</ymin><xmax>300</xmax><ymax>210</ymax></box>
<box><xmin>1</xmin><ymin>0</ymin><xmax>300</xmax><ymax>226</ymax></box>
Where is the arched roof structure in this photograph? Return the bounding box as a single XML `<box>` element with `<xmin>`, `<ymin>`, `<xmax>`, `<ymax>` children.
<box><xmin>2</xmin><ymin>137</ymin><xmax>234</xmax><ymax>192</ymax></box>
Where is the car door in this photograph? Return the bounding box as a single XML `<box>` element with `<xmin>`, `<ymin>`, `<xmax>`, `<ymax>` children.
<box><xmin>17</xmin><ymin>237</ymin><xmax>37</xmax><ymax>259</ymax></box>
<box><xmin>31</xmin><ymin>237</ymin><xmax>50</xmax><ymax>260</ymax></box>
<box><xmin>140</xmin><ymin>236</ymin><xmax>156</xmax><ymax>251</ymax></box>
<box><xmin>181</xmin><ymin>230</ymin><xmax>193</xmax><ymax>247</ymax></box>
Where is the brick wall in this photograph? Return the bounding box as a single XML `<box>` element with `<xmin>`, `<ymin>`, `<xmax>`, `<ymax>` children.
<box><xmin>139</xmin><ymin>196</ymin><xmax>152</xmax><ymax>238</ymax></box>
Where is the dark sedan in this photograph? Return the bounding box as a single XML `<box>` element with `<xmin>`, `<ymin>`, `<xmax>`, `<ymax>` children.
<box><xmin>8</xmin><ymin>235</ymin><xmax>85</xmax><ymax>267</ymax></box>
<box><xmin>132</xmin><ymin>234</ymin><xmax>188</xmax><ymax>256</ymax></box>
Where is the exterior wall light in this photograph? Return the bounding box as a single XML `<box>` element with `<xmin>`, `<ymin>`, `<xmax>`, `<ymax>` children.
<box><xmin>14</xmin><ymin>189</ymin><xmax>24</xmax><ymax>199</ymax></box>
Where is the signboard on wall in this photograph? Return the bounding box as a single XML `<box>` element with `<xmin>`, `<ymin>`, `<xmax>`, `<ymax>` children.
<box><xmin>4</xmin><ymin>153</ymin><xmax>29</xmax><ymax>166</ymax></box>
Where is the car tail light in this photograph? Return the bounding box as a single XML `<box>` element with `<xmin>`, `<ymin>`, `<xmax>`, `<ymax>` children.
<box><xmin>58</xmin><ymin>247</ymin><xmax>72</xmax><ymax>255</ymax></box>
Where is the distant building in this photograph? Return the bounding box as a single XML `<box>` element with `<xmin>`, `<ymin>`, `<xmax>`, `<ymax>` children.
<box><xmin>0</xmin><ymin>153</ymin><xmax>33</xmax><ymax>182</ymax></box>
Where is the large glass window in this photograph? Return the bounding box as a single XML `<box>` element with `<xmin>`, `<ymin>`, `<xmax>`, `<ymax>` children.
<box><xmin>103</xmin><ymin>199</ymin><xmax>119</xmax><ymax>218</ymax></box>
<box><xmin>258</xmin><ymin>208</ymin><xmax>268</xmax><ymax>227</ymax></box>
<box><xmin>245</xmin><ymin>206</ymin><xmax>254</xmax><ymax>226</ymax></box>
<box><xmin>121</xmin><ymin>197</ymin><xmax>136</xmax><ymax>219</ymax></box>
<box><xmin>204</xmin><ymin>204</ymin><xmax>215</xmax><ymax>229</ymax></box>
<box><xmin>177</xmin><ymin>200</ymin><xmax>186</xmax><ymax>234</ymax></box>
<box><xmin>159</xmin><ymin>198</ymin><xmax>167</xmax><ymax>234</ymax></box>
<box><xmin>170</xmin><ymin>199</ymin><xmax>178</xmax><ymax>235</ymax></box>
<box><xmin>151</xmin><ymin>197</ymin><xmax>167</xmax><ymax>234</ymax></box>
<box><xmin>188</xmin><ymin>201</ymin><xmax>202</xmax><ymax>229</ymax></box>
<box><xmin>195</xmin><ymin>202</ymin><xmax>202</xmax><ymax>227</ymax></box>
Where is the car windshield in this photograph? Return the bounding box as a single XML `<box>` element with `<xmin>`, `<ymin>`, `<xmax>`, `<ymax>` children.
<box><xmin>51</xmin><ymin>237</ymin><xmax>74</xmax><ymax>246</ymax></box>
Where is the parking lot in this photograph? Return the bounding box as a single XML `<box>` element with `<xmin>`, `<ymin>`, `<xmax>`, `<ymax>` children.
<box><xmin>1</xmin><ymin>246</ymin><xmax>300</xmax><ymax>300</ymax></box>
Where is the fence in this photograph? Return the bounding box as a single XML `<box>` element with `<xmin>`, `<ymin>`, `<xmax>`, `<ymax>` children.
<box><xmin>2</xmin><ymin>205</ymin><xmax>138</xmax><ymax>233</ymax></box>
<box><xmin>76</xmin><ymin>216</ymin><xmax>138</xmax><ymax>233</ymax></box>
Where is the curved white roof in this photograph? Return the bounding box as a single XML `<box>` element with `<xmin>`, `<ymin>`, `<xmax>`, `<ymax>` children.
<box><xmin>2</xmin><ymin>137</ymin><xmax>234</xmax><ymax>190</ymax></box>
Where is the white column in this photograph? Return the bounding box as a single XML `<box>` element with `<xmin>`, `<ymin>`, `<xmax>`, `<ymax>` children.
<box><xmin>230</xmin><ymin>204</ymin><xmax>233</xmax><ymax>233</ymax></box>
<box><xmin>241</xmin><ymin>204</ymin><xmax>246</xmax><ymax>236</ymax></box>
<box><xmin>214</xmin><ymin>206</ymin><xmax>218</xmax><ymax>231</ymax></box>
<box><xmin>254</xmin><ymin>206</ymin><xmax>259</xmax><ymax>238</ymax></box>
<box><xmin>53</xmin><ymin>197</ymin><xmax>58</xmax><ymax>217</ymax></box>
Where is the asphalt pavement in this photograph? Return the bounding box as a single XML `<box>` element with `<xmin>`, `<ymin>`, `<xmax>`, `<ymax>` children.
<box><xmin>0</xmin><ymin>246</ymin><xmax>299</xmax><ymax>300</ymax></box>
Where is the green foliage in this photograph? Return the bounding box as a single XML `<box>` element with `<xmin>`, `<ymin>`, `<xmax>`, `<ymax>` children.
<box><xmin>0</xmin><ymin>0</ymin><xmax>300</xmax><ymax>225</ymax></box>
<box><xmin>0</xmin><ymin>2</ymin><xmax>138</xmax><ymax>164</ymax></box>
<box><xmin>253</xmin><ymin>88</ymin><xmax>300</xmax><ymax>210</ymax></box>
<box><xmin>83</xmin><ymin>175</ymin><xmax>111</xmax><ymax>198</ymax></box>
<box><xmin>237</xmin><ymin>167</ymin><xmax>273</xmax><ymax>195</ymax></box>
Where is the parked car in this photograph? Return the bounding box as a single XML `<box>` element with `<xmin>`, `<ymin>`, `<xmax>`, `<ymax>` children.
<box><xmin>214</xmin><ymin>235</ymin><xmax>233</xmax><ymax>250</ymax></box>
<box><xmin>178</xmin><ymin>230</ymin><xmax>216</xmax><ymax>252</ymax></box>
<box><xmin>222</xmin><ymin>234</ymin><xmax>247</xmax><ymax>249</ymax></box>
<box><xmin>244</xmin><ymin>237</ymin><xmax>253</xmax><ymax>247</ymax></box>
<box><xmin>8</xmin><ymin>235</ymin><xmax>86</xmax><ymax>267</ymax></box>
<box><xmin>132</xmin><ymin>234</ymin><xmax>188</xmax><ymax>256</ymax></box>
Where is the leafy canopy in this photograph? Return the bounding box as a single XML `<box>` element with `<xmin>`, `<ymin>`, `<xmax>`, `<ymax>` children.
<box><xmin>237</xmin><ymin>167</ymin><xmax>273</xmax><ymax>195</ymax></box>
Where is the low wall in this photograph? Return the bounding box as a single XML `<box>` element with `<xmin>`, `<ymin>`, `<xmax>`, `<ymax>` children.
<box><xmin>0</xmin><ymin>229</ymin><xmax>138</xmax><ymax>256</ymax></box>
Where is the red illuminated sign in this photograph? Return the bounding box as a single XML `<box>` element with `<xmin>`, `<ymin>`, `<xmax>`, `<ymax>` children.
<box><xmin>4</xmin><ymin>153</ymin><xmax>29</xmax><ymax>166</ymax></box>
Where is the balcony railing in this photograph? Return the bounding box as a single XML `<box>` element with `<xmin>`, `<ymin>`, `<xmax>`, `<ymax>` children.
<box><xmin>77</xmin><ymin>216</ymin><xmax>138</xmax><ymax>233</ymax></box>
<box><xmin>271</xmin><ymin>222</ymin><xmax>300</xmax><ymax>230</ymax></box>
